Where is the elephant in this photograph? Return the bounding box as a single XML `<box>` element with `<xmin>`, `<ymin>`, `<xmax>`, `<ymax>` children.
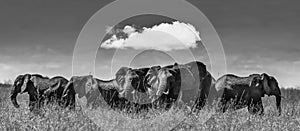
<box><xmin>62</xmin><ymin>75</ymin><xmax>147</xmax><ymax>112</ymax></box>
<box><xmin>42</xmin><ymin>76</ymin><xmax>69</xmax><ymax>106</ymax></box>
<box><xmin>94</xmin><ymin>77</ymin><xmax>150</xmax><ymax>112</ymax></box>
<box><xmin>144</xmin><ymin>64</ymin><xmax>181</xmax><ymax>109</ymax></box>
<box><xmin>62</xmin><ymin>75</ymin><xmax>100</xmax><ymax>109</ymax></box>
<box><xmin>94</xmin><ymin>78</ymin><xmax>127</xmax><ymax>109</ymax></box>
<box><xmin>144</xmin><ymin>61</ymin><xmax>215</xmax><ymax>110</ymax></box>
<box><xmin>10</xmin><ymin>74</ymin><xmax>68</xmax><ymax>111</ymax></box>
<box><xmin>115</xmin><ymin>67</ymin><xmax>155</xmax><ymax>104</ymax></box>
<box><xmin>62</xmin><ymin>75</ymin><xmax>129</xmax><ymax>110</ymax></box>
<box><xmin>215</xmin><ymin>73</ymin><xmax>282</xmax><ymax>115</ymax></box>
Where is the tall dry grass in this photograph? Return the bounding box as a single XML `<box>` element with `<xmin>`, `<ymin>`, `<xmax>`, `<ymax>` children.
<box><xmin>0</xmin><ymin>86</ymin><xmax>299</xmax><ymax>131</ymax></box>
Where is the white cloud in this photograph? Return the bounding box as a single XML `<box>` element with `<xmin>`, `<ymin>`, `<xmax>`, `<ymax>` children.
<box><xmin>101</xmin><ymin>21</ymin><xmax>201</xmax><ymax>51</ymax></box>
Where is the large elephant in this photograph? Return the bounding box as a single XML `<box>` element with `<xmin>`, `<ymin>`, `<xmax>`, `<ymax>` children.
<box><xmin>10</xmin><ymin>74</ymin><xmax>68</xmax><ymax>111</ymax></box>
<box><xmin>62</xmin><ymin>75</ymin><xmax>100</xmax><ymax>109</ymax></box>
<box><xmin>62</xmin><ymin>75</ymin><xmax>129</xmax><ymax>110</ymax></box>
<box><xmin>144</xmin><ymin>61</ymin><xmax>215</xmax><ymax>110</ymax></box>
<box><xmin>94</xmin><ymin>77</ymin><xmax>151</xmax><ymax>112</ymax></box>
<box><xmin>62</xmin><ymin>75</ymin><xmax>146</xmax><ymax>112</ymax></box>
<box><xmin>115</xmin><ymin>67</ymin><xmax>155</xmax><ymax>104</ymax></box>
<box><xmin>145</xmin><ymin>64</ymin><xmax>181</xmax><ymax>109</ymax></box>
<box><xmin>215</xmin><ymin>73</ymin><xmax>282</xmax><ymax>115</ymax></box>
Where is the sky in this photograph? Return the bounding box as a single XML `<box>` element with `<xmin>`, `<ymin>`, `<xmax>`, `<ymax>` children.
<box><xmin>0</xmin><ymin>0</ymin><xmax>299</xmax><ymax>87</ymax></box>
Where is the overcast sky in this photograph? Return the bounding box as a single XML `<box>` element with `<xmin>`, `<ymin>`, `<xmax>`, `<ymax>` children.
<box><xmin>0</xmin><ymin>0</ymin><xmax>299</xmax><ymax>87</ymax></box>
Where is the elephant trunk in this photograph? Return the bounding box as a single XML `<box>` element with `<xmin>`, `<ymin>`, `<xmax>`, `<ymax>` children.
<box><xmin>63</xmin><ymin>81</ymin><xmax>74</xmax><ymax>97</ymax></box>
<box><xmin>157</xmin><ymin>77</ymin><xmax>168</xmax><ymax>96</ymax></box>
<box><xmin>119</xmin><ymin>78</ymin><xmax>132</xmax><ymax>98</ymax></box>
<box><xmin>10</xmin><ymin>87</ymin><xmax>20</xmax><ymax>108</ymax></box>
<box><xmin>275</xmin><ymin>95</ymin><xmax>282</xmax><ymax>115</ymax></box>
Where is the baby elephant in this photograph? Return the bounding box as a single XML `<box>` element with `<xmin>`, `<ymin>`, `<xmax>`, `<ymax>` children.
<box><xmin>215</xmin><ymin>73</ymin><xmax>282</xmax><ymax>115</ymax></box>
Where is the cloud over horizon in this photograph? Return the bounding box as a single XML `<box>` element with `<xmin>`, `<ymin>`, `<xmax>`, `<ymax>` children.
<box><xmin>101</xmin><ymin>21</ymin><xmax>201</xmax><ymax>51</ymax></box>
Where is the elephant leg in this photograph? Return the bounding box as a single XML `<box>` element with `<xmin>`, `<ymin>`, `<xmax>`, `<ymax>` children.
<box><xmin>39</xmin><ymin>93</ymin><xmax>46</xmax><ymax>108</ymax></box>
<box><xmin>131</xmin><ymin>90</ymin><xmax>138</xmax><ymax>103</ymax></box>
<box><xmin>258</xmin><ymin>100</ymin><xmax>264</xmax><ymax>115</ymax></box>
<box><xmin>29</xmin><ymin>100</ymin><xmax>38</xmax><ymax>112</ymax></box>
<box><xmin>247</xmin><ymin>99</ymin><xmax>263</xmax><ymax>115</ymax></box>
<box><xmin>70</xmin><ymin>94</ymin><xmax>76</xmax><ymax>110</ymax></box>
<box><xmin>217</xmin><ymin>92</ymin><xmax>229</xmax><ymax>113</ymax></box>
<box><xmin>28</xmin><ymin>92</ymin><xmax>39</xmax><ymax>111</ymax></box>
<box><xmin>193</xmin><ymin>89</ymin><xmax>208</xmax><ymax>110</ymax></box>
<box><xmin>38</xmin><ymin>99</ymin><xmax>43</xmax><ymax>108</ymax></box>
<box><xmin>220</xmin><ymin>98</ymin><xmax>228</xmax><ymax>113</ymax></box>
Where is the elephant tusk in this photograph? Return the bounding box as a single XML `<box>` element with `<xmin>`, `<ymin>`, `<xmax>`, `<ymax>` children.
<box><xmin>119</xmin><ymin>90</ymin><xmax>126</xmax><ymax>98</ymax></box>
<box><xmin>163</xmin><ymin>89</ymin><xmax>169</xmax><ymax>95</ymax></box>
<box><xmin>147</xmin><ymin>87</ymin><xmax>153</xmax><ymax>94</ymax></box>
<box><xmin>62</xmin><ymin>91</ymin><xmax>69</xmax><ymax>98</ymax></box>
<box><xmin>131</xmin><ymin>90</ymin><xmax>135</xmax><ymax>94</ymax></box>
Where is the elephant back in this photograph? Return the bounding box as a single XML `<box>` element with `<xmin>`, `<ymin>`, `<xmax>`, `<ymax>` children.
<box><xmin>31</xmin><ymin>75</ymin><xmax>51</xmax><ymax>91</ymax></box>
<box><xmin>184</xmin><ymin>61</ymin><xmax>207</xmax><ymax>80</ymax></box>
<box><xmin>215</xmin><ymin>74</ymin><xmax>261</xmax><ymax>91</ymax></box>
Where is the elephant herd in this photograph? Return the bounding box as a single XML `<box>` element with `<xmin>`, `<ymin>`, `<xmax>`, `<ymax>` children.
<box><xmin>10</xmin><ymin>61</ymin><xmax>282</xmax><ymax>115</ymax></box>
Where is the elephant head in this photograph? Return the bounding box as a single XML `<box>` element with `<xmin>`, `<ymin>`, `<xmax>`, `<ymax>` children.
<box><xmin>144</xmin><ymin>66</ymin><xmax>161</xmax><ymax>96</ymax></box>
<box><xmin>11</xmin><ymin>74</ymin><xmax>37</xmax><ymax>108</ymax></box>
<box><xmin>10</xmin><ymin>74</ymin><xmax>49</xmax><ymax>109</ymax></box>
<box><xmin>260</xmin><ymin>73</ymin><xmax>282</xmax><ymax>115</ymax></box>
<box><xmin>246</xmin><ymin>74</ymin><xmax>267</xmax><ymax>100</ymax></box>
<box><xmin>11</xmin><ymin>74</ymin><xmax>25</xmax><ymax>108</ymax></box>
<box><xmin>62</xmin><ymin>75</ymin><xmax>99</xmax><ymax>108</ymax></box>
<box><xmin>63</xmin><ymin>75</ymin><xmax>98</xmax><ymax>99</ymax></box>
<box><xmin>155</xmin><ymin>68</ymin><xmax>177</xmax><ymax>96</ymax></box>
<box><xmin>144</xmin><ymin>64</ymin><xmax>179</xmax><ymax>102</ymax></box>
<box><xmin>115</xmin><ymin>67</ymin><xmax>140</xmax><ymax>98</ymax></box>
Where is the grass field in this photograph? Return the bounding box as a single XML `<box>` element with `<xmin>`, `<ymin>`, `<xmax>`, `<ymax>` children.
<box><xmin>0</xmin><ymin>85</ymin><xmax>300</xmax><ymax>131</ymax></box>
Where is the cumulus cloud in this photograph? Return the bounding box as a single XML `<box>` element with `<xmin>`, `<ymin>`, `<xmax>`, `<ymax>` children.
<box><xmin>101</xmin><ymin>21</ymin><xmax>201</xmax><ymax>51</ymax></box>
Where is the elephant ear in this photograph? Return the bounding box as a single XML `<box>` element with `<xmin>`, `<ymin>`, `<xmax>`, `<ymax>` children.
<box><xmin>115</xmin><ymin>67</ymin><xmax>129</xmax><ymax>86</ymax></box>
<box><xmin>152</xmin><ymin>66</ymin><xmax>161</xmax><ymax>72</ymax></box>
<box><xmin>20</xmin><ymin>74</ymin><xmax>31</xmax><ymax>93</ymax></box>
<box><xmin>144</xmin><ymin>66</ymin><xmax>161</xmax><ymax>91</ymax></box>
<box><xmin>92</xmin><ymin>78</ymin><xmax>99</xmax><ymax>89</ymax></box>
<box><xmin>249</xmin><ymin>76</ymin><xmax>260</xmax><ymax>87</ymax></box>
<box><xmin>215</xmin><ymin>75</ymin><xmax>235</xmax><ymax>91</ymax></box>
<box><xmin>70</xmin><ymin>76</ymin><xmax>85</xmax><ymax>98</ymax></box>
<box><xmin>261</xmin><ymin>73</ymin><xmax>272</xmax><ymax>95</ymax></box>
<box><xmin>269</xmin><ymin>76</ymin><xmax>281</xmax><ymax>94</ymax></box>
<box><xmin>262</xmin><ymin>74</ymin><xmax>280</xmax><ymax>96</ymax></box>
<box><xmin>49</xmin><ymin>79</ymin><xmax>62</xmax><ymax>91</ymax></box>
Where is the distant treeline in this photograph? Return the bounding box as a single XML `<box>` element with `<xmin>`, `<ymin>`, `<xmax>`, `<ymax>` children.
<box><xmin>0</xmin><ymin>83</ymin><xmax>12</xmax><ymax>88</ymax></box>
<box><xmin>281</xmin><ymin>88</ymin><xmax>300</xmax><ymax>102</ymax></box>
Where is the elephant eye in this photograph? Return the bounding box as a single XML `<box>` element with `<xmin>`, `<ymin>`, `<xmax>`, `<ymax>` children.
<box><xmin>86</xmin><ymin>82</ymin><xmax>91</xmax><ymax>87</ymax></box>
